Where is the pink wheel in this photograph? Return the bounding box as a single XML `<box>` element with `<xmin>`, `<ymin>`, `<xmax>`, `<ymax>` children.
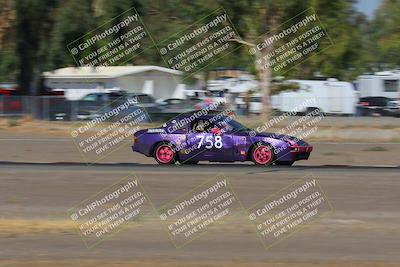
<box><xmin>154</xmin><ymin>143</ymin><xmax>176</xmax><ymax>165</ymax></box>
<box><xmin>251</xmin><ymin>144</ymin><xmax>274</xmax><ymax>165</ymax></box>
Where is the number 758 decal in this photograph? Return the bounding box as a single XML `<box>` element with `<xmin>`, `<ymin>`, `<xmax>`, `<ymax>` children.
<box><xmin>197</xmin><ymin>135</ymin><xmax>223</xmax><ymax>149</ymax></box>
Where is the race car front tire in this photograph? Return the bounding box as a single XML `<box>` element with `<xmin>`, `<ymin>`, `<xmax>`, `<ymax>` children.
<box><xmin>250</xmin><ymin>142</ymin><xmax>274</xmax><ymax>166</ymax></box>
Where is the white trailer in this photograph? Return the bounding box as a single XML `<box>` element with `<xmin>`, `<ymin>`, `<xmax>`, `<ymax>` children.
<box><xmin>357</xmin><ymin>71</ymin><xmax>400</xmax><ymax>99</ymax></box>
<box><xmin>271</xmin><ymin>78</ymin><xmax>357</xmax><ymax>115</ymax></box>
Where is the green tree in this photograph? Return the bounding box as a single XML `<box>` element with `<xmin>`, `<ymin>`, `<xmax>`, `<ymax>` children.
<box><xmin>46</xmin><ymin>0</ymin><xmax>96</xmax><ymax>70</ymax></box>
<box><xmin>0</xmin><ymin>0</ymin><xmax>373</xmax><ymax>96</ymax></box>
<box><xmin>302</xmin><ymin>0</ymin><xmax>366</xmax><ymax>80</ymax></box>
<box><xmin>0</xmin><ymin>0</ymin><xmax>17</xmax><ymax>82</ymax></box>
<box><xmin>14</xmin><ymin>0</ymin><xmax>59</xmax><ymax>95</ymax></box>
<box><xmin>369</xmin><ymin>0</ymin><xmax>400</xmax><ymax>69</ymax></box>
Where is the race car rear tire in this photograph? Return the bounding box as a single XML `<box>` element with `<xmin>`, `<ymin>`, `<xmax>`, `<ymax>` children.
<box><xmin>275</xmin><ymin>161</ymin><xmax>294</xmax><ymax>166</ymax></box>
<box><xmin>250</xmin><ymin>142</ymin><xmax>274</xmax><ymax>166</ymax></box>
<box><xmin>154</xmin><ymin>143</ymin><xmax>177</xmax><ymax>165</ymax></box>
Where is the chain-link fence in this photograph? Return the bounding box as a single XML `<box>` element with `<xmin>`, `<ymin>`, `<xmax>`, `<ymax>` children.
<box><xmin>0</xmin><ymin>95</ymin><xmax>75</xmax><ymax>120</ymax></box>
<box><xmin>0</xmin><ymin>95</ymin><xmax>157</xmax><ymax>121</ymax></box>
<box><xmin>1</xmin><ymin>95</ymin><xmax>396</xmax><ymax>121</ymax></box>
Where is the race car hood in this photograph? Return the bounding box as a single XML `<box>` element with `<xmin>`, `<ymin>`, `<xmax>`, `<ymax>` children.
<box><xmin>254</xmin><ymin>132</ymin><xmax>310</xmax><ymax>146</ymax></box>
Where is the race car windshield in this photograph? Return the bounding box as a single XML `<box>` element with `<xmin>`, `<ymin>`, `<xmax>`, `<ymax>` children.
<box><xmin>224</xmin><ymin>119</ymin><xmax>250</xmax><ymax>132</ymax></box>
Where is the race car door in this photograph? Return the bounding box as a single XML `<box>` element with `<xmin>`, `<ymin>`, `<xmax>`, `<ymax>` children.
<box><xmin>184</xmin><ymin>119</ymin><xmax>234</xmax><ymax>161</ymax></box>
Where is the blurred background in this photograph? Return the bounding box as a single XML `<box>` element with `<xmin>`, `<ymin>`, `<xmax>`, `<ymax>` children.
<box><xmin>1</xmin><ymin>2</ymin><xmax>400</xmax><ymax>267</ymax></box>
<box><xmin>0</xmin><ymin>0</ymin><xmax>399</xmax><ymax>121</ymax></box>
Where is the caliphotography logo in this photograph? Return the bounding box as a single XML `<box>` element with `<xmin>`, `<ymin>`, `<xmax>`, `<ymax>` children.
<box><xmin>69</xmin><ymin>95</ymin><xmax>153</xmax><ymax>164</ymax></box>
<box><xmin>1</xmin><ymin>1</ymin><xmax>400</xmax><ymax>267</ymax></box>
<box><xmin>156</xmin><ymin>174</ymin><xmax>245</xmax><ymax>248</ymax></box>
<box><xmin>248</xmin><ymin>7</ymin><xmax>334</xmax><ymax>76</ymax></box>
<box><xmin>67</xmin><ymin>7</ymin><xmax>155</xmax><ymax>67</ymax></box>
<box><xmin>157</xmin><ymin>7</ymin><xmax>243</xmax><ymax>80</ymax></box>
<box><xmin>247</xmin><ymin>175</ymin><xmax>333</xmax><ymax>250</ymax></box>
<box><xmin>67</xmin><ymin>174</ymin><xmax>154</xmax><ymax>248</ymax></box>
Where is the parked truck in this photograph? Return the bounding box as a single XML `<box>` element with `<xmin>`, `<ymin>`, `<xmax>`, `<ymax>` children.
<box><xmin>271</xmin><ymin>78</ymin><xmax>357</xmax><ymax>115</ymax></box>
<box><xmin>357</xmin><ymin>70</ymin><xmax>400</xmax><ymax>99</ymax></box>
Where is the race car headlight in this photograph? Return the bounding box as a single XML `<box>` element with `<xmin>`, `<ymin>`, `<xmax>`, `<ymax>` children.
<box><xmin>287</xmin><ymin>140</ymin><xmax>299</xmax><ymax>152</ymax></box>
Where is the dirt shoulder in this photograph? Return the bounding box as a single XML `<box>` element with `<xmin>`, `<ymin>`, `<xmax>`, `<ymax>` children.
<box><xmin>1</xmin><ymin>116</ymin><xmax>399</xmax><ymax>142</ymax></box>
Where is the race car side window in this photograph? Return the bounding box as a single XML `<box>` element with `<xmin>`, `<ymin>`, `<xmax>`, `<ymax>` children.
<box><xmin>191</xmin><ymin>119</ymin><xmax>220</xmax><ymax>134</ymax></box>
<box><xmin>192</xmin><ymin>119</ymin><xmax>207</xmax><ymax>133</ymax></box>
<box><xmin>203</xmin><ymin>122</ymin><xmax>217</xmax><ymax>133</ymax></box>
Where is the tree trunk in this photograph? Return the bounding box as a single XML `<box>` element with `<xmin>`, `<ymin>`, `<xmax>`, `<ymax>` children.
<box><xmin>229</xmin><ymin>38</ymin><xmax>273</xmax><ymax>121</ymax></box>
<box><xmin>254</xmin><ymin>48</ymin><xmax>272</xmax><ymax>121</ymax></box>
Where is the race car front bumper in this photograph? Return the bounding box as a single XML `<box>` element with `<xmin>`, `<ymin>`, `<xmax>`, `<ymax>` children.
<box><xmin>290</xmin><ymin>145</ymin><xmax>313</xmax><ymax>160</ymax></box>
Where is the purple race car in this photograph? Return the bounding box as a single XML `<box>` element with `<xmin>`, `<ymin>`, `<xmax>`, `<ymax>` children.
<box><xmin>132</xmin><ymin>112</ymin><xmax>313</xmax><ymax>166</ymax></box>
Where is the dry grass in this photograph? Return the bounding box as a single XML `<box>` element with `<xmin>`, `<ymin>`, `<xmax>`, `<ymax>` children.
<box><xmin>0</xmin><ymin>219</ymin><xmax>77</xmax><ymax>234</ymax></box>
<box><xmin>0</xmin><ymin>259</ymin><xmax>398</xmax><ymax>267</ymax></box>
<box><xmin>0</xmin><ymin>118</ymin><xmax>399</xmax><ymax>142</ymax></box>
<box><xmin>362</xmin><ymin>146</ymin><xmax>388</xmax><ymax>152</ymax></box>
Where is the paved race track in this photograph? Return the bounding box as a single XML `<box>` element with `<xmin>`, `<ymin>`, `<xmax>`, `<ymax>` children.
<box><xmin>0</xmin><ymin>163</ymin><xmax>399</xmax><ymax>266</ymax></box>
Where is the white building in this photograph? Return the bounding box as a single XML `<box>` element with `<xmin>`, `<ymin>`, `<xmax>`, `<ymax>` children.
<box><xmin>357</xmin><ymin>71</ymin><xmax>400</xmax><ymax>99</ymax></box>
<box><xmin>43</xmin><ymin>66</ymin><xmax>184</xmax><ymax>100</ymax></box>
